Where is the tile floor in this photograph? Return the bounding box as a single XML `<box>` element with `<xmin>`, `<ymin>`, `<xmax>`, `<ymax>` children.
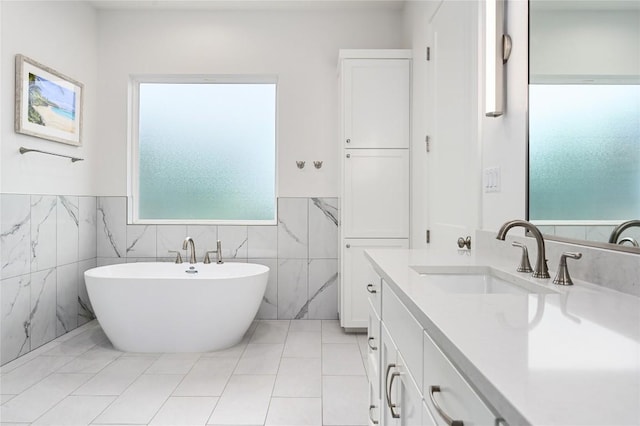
<box><xmin>0</xmin><ymin>320</ymin><xmax>370</xmax><ymax>426</ymax></box>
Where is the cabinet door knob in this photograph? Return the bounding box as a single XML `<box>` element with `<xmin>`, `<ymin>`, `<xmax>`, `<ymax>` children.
<box><xmin>367</xmin><ymin>337</ymin><xmax>378</xmax><ymax>351</ymax></box>
<box><xmin>346</xmin><ymin>138</ymin><xmax>351</xmax><ymax>144</ymax></box>
<box><xmin>346</xmin><ymin>244</ymin><xmax>351</xmax><ymax>248</ymax></box>
<box><xmin>346</xmin><ymin>153</ymin><xmax>351</xmax><ymax>158</ymax></box>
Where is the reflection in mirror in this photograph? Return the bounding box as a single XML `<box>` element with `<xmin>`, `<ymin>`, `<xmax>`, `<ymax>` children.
<box><xmin>528</xmin><ymin>0</ymin><xmax>640</xmax><ymax>252</ymax></box>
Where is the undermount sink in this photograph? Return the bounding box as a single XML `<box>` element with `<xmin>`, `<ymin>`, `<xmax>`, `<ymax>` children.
<box><xmin>410</xmin><ymin>266</ymin><xmax>556</xmax><ymax>295</ymax></box>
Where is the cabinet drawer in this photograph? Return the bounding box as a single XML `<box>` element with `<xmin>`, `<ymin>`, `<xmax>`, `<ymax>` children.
<box><xmin>423</xmin><ymin>331</ymin><xmax>498</xmax><ymax>426</ymax></box>
<box><xmin>382</xmin><ymin>281</ymin><xmax>423</xmax><ymax>391</ymax></box>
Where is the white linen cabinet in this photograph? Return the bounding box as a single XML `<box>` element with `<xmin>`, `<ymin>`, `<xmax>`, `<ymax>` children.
<box><xmin>339</xmin><ymin>50</ymin><xmax>411</xmax><ymax>329</ymax></box>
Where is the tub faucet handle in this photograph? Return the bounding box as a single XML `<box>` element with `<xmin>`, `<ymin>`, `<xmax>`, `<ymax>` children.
<box><xmin>553</xmin><ymin>252</ymin><xmax>582</xmax><ymax>286</ymax></box>
<box><xmin>511</xmin><ymin>241</ymin><xmax>533</xmax><ymax>273</ymax></box>
<box><xmin>203</xmin><ymin>250</ymin><xmax>216</xmax><ymax>264</ymax></box>
<box><xmin>168</xmin><ymin>250</ymin><xmax>183</xmax><ymax>264</ymax></box>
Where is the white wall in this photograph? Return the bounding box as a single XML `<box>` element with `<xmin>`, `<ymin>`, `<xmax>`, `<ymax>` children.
<box><xmin>94</xmin><ymin>8</ymin><xmax>404</xmax><ymax>197</ymax></box>
<box><xmin>480</xmin><ymin>0</ymin><xmax>529</xmax><ymax>231</ymax></box>
<box><xmin>1</xmin><ymin>1</ymin><xmax>98</xmax><ymax>196</ymax></box>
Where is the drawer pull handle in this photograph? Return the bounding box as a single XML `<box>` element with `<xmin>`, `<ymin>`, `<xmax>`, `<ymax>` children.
<box><xmin>368</xmin><ymin>404</ymin><xmax>379</xmax><ymax>425</ymax></box>
<box><xmin>366</xmin><ymin>284</ymin><xmax>377</xmax><ymax>294</ymax></box>
<box><xmin>367</xmin><ymin>337</ymin><xmax>377</xmax><ymax>351</ymax></box>
<box><xmin>429</xmin><ymin>385</ymin><xmax>464</xmax><ymax>426</ymax></box>
<box><xmin>385</xmin><ymin>363</ymin><xmax>401</xmax><ymax>419</ymax></box>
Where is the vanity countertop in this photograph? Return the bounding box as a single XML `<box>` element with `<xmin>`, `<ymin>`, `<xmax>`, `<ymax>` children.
<box><xmin>365</xmin><ymin>248</ymin><xmax>640</xmax><ymax>426</ymax></box>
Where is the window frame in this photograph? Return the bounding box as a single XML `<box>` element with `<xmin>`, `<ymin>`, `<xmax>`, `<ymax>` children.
<box><xmin>128</xmin><ymin>74</ymin><xmax>279</xmax><ymax>225</ymax></box>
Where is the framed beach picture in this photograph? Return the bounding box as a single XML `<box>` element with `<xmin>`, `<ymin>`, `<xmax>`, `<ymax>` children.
<box><xmin>15</xmin><ymin>54</ymin><xmax>83</xmax><ymax>146</ymax></box>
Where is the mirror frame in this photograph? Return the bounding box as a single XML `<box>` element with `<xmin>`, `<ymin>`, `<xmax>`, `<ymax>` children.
<box><xmin>525</xmin><ymin>1</ymin><xmax>640</xmax><ymax>255</ymax></box>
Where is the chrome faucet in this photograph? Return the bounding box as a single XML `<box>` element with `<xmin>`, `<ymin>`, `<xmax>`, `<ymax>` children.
<box><xmin>204</xmin><ymin>240</ymin><xmax>224</xmax><ymax>264</ymax></box>
<box><xmin>496</xmin><ymin>220</ymin><xmax>550</xmax><ymax>279</ymax></box>
<box><xmin>608</xmin><ymin>219</ymin><xmax>640</xmax><ymax>245</ymax></box>
<box><xmin>182</xmin><ymin>237</ymin><xmax>197</xmax><ymax>264</ymax></box>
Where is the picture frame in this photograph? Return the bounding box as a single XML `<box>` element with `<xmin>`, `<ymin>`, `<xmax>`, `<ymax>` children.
<box><xmin>15</xmin><ymin>54</ymin><xmax>83</xmax><ymax>146</ymax></box>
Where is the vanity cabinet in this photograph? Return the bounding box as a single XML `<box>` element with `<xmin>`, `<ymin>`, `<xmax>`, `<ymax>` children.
<box><xmin>369</xmin><ymin>272</ymin><xmax>502</xmax><ymax>426</ymax></box>
<box><xmin>339</xmin><ymin>49</ymin><xmax>411</xmax><ymax>330</ymax></box>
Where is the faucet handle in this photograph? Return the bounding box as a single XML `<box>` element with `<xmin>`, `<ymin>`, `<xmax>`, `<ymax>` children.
<box><xmin>203</xmin><ymin>250</ymin><xmax>217</xmax><ymax>264</ymax></box>
<box><xmin>511</xmin><ymin>241</ymin><xmax>533</xmax><ymax>273</ymax></box>
<box><xmin>168</xmin><ymin>250</ymin><xmax>183</xmax><ymax>264</ymax></box>
<box><xmin>553</xmin><ymin>252</ymin><xmax>582</xmax><ymax>286</ymax></box>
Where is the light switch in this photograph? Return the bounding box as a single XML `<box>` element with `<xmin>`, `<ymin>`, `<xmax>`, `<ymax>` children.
<box><xmin>484</xmin><ymin>167</ymin><xmax>501</xmax><ymax>193</ymax></box>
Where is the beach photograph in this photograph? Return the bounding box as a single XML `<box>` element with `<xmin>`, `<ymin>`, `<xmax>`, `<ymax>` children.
<box><xmin>28</xmin><ymin>72</ymin><xmax>77</xmax><ymax>133</ymax></box>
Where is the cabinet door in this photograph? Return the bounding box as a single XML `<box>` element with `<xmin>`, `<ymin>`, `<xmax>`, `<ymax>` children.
<box><xmin>397</xmin><ymin>351</ymin><xmax>424</xmax><ymax>426</ymax></box>
<box><xmin>343</xmin><ymin>149</ymin><xmax>409</xmax><ymax>238</ymax></box>
<box><xmin>380</xmin><ymin>324</ymin><xmax>399</xmax><ymax>426</ymax></box>
<box><xmin>343</xmin><ymin>59</ymin><xmax>410</xmax><ymax>149</ymax></box>
<box><xmin>341</xmin><ymin>239</ymin><xmax>409</xmax><ymax>329</ymax></box>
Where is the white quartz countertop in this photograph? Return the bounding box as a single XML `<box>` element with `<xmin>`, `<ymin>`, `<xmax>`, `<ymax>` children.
<box><xmin>365</xmin><ymin>248</ymin><xmax>640</xmax><ymax>426</ymax></box>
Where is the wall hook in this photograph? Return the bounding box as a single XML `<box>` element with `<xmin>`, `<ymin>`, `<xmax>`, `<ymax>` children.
<box><xmin>296</xmin><ymin>161</ymin><xmax>305</xmax><ymax>169</ymax></box>
<box><xmin>313</xmin><ymin>161</ymin><xmax>323</xmax><ymax>169</ymax></box>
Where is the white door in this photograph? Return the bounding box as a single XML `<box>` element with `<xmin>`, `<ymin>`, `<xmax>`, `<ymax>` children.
<box><xmin>426</xmin><ymin>0</ymin><xmax>481</xmax><ymax>250</ymax></box>
<box><xmin>343</xmin><ymin>149</ymin><xmax>410</xmax><ymax>238</ymax></box>
<box><xmin>343</xmin><ymin>59</ymin><xmax>410</xmax><ymax>149</ymax></box>
<box><xmin>341</xmin><ymin>238</ymin><xmax>409</xmax><ymax>329</ymax></box>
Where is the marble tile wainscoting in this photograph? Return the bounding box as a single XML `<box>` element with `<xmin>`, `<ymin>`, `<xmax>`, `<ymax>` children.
<box><xmin>476</xmin><ymin>229</ymin><xmax>640</xmax><ymax>297</ymax></box>
<box><xmin>1</xmin><ymin>194</ymin><xmax>98</xmax><ymax>365</ymax></box>
<box><xmin>95</xmin><ymin>197</ymin><xmax>339</xmax><ymax>322</ymax></box>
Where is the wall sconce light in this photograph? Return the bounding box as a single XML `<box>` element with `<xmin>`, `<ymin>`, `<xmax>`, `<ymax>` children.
<box><xmin>485</xmin><ymin>0</ymin><xmax>512</xmax><ymax>117</ymax></box>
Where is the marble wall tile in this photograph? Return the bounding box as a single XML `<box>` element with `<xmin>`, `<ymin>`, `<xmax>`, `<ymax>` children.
<box><xmin>126</xmin><ymin>225</ymin><xmax>157</xmax><ymax>258</ymax></box>
<box><xmin>253</xmin><ymin>259</ymin><xmax>278</xmax><ymax>320</ymax></box>
<box><xmin>97</xmin><ymin>258</ymin><xmax>127</xmax><ymax>267</ymax></box>
<box><xmin>1</xmin><ymin>275</ymin><xmax>31</xmax><ymax>364</ymax></box>
<box><xmin>97</xmin><ymin>197</ymin><xmax>127</xmax><ymax>258</ymax></box>
<box><xmin>30</xmin><ymin>268</ymin><xmax>57</xmax><ymax>350</ymax></box>
<box><xmin>248</xmin><ymin>226</ymin><xmax>277</xmax><ymax>259</ymax></box>
<box><xmin>307</xmin><ymin>259</ymin><xmax>339</xmax><ymax>320</ymax></box>
<box><xmin>30</xmin><ymin>196</ymin><xmax>57</xmax><ymax>273</ymax></box>
<box><xmin>78</xmin><ymin>259</ymin><xmax>97</xmax><ymax>327</ymax></box>
<box><xmin>156</xmin><ymin>225</ymin><xmax>187</xmax><ymax>258</ymax></box>
<box><xmin>1</xmin><ymin>194</ymin><xmax>31</xmax><ymax>279</ymax></box>
<box><xmin>278</xmin><ymin>198</ymin><xmax>308</xmax><ymax>259</ymax></box>
<box><xmin>555</xmin><ymin>226</ymin><xmax>586</xmax><ymax>241</ymax></box>
<box><xmin>309</xmin><ymin>198</ymin><xmax>338</xmax><ymax>259</ymax></box>
<box><xmin>475</xmin><ymin>229</ymin><xmax>640</xmax><ymax>297</ymax></box>
<box><xmin>186</xmin><ymin>225</ymin><xmax>218</xmax><ymax>259</ymax></box>
<box><xmin>79</xmin><ymin>197</ymin><xmax>97</xmax><ymax>261</ymax></box>
<box><xmin>277</xmin><ymin>259</ymin><xmax>308</xmax><ymax>320</ymax></box>
<box><xmin>57</xmin><ymin>196</ymin><xmax>79</xmax><ymax>266</ymax></box>
<box><xmin>56</xmin><ymin>263</ymin><xmax>79</xmax><ymax>337</ymax></box>
<box><xmin>218</xmin><ymin>226</ymin><xmax>248</xmax><ymax>260</ymax></box>
<box><xmin>585</xmin><ymin>226</ymin><xmax>615</xmax><ymax>243</ymax></box>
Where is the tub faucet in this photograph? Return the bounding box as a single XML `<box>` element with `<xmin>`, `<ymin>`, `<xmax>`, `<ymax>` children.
<box><xmin>182</xmin><ymin>237</ymin><xmax>197</xmax><ymax>264</ymax></box>
<box><xmin>496</xmin><ymin>220</ymin><xmax>550</xmax><ymax>279</ymax></box>
<box><xmin>608</xmin><ymin>219</ymin><xmax>640</xmax><ymax>245</ymax></box>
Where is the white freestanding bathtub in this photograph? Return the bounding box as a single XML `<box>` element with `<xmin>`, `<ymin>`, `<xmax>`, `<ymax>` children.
<box><xmin>84</xmin><ymin>262</ymin><xmax>269</xmax><ymax>353</ymax></box>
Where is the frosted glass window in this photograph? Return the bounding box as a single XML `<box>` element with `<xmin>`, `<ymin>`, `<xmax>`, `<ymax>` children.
<box><xmin>133</xmin><ymin>80</ymin><xmax>276</xmax><ymax>223</ymax></box>
<box><xmin>529</xmin><ymin>84</ymin><xmax>640</xmax><ymax>221</ymax></box>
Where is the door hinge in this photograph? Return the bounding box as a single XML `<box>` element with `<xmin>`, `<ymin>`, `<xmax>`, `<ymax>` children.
<box><xmin>425</xmin><ymin>135</ymin><xmax>431</xmax><ymax>152</ymax></box>
<box><xmin>426</xmin><ymin>46</ymin><xmax>431</xmax><ymax>61</ymax></box>
<box><xmin>426</xmin><ymin>229</ymin><xmax>431</xmax><ymax>244</ymax></box>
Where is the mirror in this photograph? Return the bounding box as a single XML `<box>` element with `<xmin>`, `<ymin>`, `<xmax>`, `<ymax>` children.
<box><xmin>528</xmin><ymin>0</ymin><xmax>640</xmax><ymax>253</ymax></box>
